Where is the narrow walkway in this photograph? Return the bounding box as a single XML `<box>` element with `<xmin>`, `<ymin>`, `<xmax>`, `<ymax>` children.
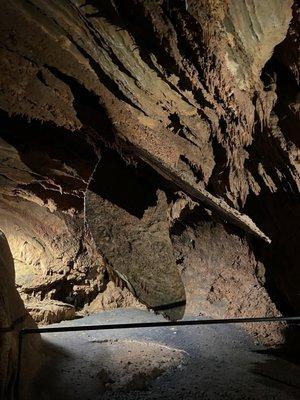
<box><xmin>29</xmin><ymin>308</ymin><xmax>300</xmax><ymax>400</ymax></box>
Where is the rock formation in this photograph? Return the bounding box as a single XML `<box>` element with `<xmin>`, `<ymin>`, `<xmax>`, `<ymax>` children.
<box><xmin>0</xmin><ymin>231</ymin><xmax>39</xmax><ymax>399</ymax></box>
<box><xmin>0</xmin><ymin>0</ymin><xmax>299</xmax><ymax>351</ymax></box>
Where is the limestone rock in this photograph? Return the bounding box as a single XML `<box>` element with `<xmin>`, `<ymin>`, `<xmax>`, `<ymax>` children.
<box><xmin>23</xmin><ymin>299</ymin><xmax>76</xmax><ymax>325</ymax></box>
<box><xmin>0</xmin><ymin>231</ymin><xmax>39</xmax><ymax>400</ymax></box>
<box><xmin>85</xmin><ymin>151</ymin><xmax>186</xmax><ymax>320</ymax></box>
<box><xmin>0</xmin><ymin>0</ymin><xmax>299</xmax><ymax>348</ymax></box>
<box><xmin>83</xmin><ymin>281</ymin><xmax>146</xmax><ymax>315</ymax></box>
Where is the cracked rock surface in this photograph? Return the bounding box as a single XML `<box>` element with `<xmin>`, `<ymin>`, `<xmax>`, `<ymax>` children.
<box><xmin>0</xmin><ymin>0</ymin><xmax>299</xmax><ymax>367</ymax></box>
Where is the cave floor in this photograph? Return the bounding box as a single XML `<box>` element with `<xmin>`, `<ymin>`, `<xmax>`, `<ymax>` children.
<box><xmin>28</xmin><ymin>308</ymin><xmax>300</xmax><ymax>400</ymax></box>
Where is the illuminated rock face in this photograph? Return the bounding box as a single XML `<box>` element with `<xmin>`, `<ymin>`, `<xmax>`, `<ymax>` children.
<box><xmin>85</xmin><ymin>151</ymin><xmax>186</xmax><ymax>320</ymax></box>
<box><xmin>0</xmin><ymin>231</ymin><xmax>39</xmax><ymax>400</ymax></box>
<box><xmin>0</xmin><ymin>0</ymin><xmax>299</xmax><ymax>343</ymax></box>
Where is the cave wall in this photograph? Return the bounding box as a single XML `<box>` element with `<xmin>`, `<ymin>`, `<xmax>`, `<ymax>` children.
<box><xmin>0</xmin><ymin>0</ymin><xmax>299</xmax><ymax>338</ymax></box>
<box><xmin>0</xmin><ymin>115</ymin><xmax>109</xmax><ymax>321</ymax></box>
<box><xmin>0</xmin><ymin>231</ymin><xmax>39</xmax><ymax>400</ymax></box>
<box><xmin>170</xmin><ymin>206</ymin><xmax>285</xmax><ymax>345</ymax></box>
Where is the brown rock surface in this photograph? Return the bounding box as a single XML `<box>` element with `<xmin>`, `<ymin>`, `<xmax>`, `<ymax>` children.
<box><xmin>171</xmin><ymin>207</ymin><xmax>285</xmax><ymax>345</ymax></box>
<box><xmin>0</xmin><ymin>0</ymin><xmax>299</xmax><ymax>348</ymax></box>
<box><xmin>0</xmin><ymin>231</ymin><xmax>39</xmax><ymax>400</ymax></box>
<box><xmin>23</xmin><ymin>299</ymin><xmax>76</xmax><ymax>325</ymax></box>
<box><xmin>83</xmin><ymin>281</ymin><xmax>146</xmax><ymax>315</ymax></box>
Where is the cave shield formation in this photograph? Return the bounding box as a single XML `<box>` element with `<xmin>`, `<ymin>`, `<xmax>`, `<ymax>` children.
<box><xmin>0</xmin><ymin>0</ymin><xmax>300</xmax><ymax>397</ymax></box>
<box><xmin>85</xmin><ymin>150</ymin><xmax>186</xmax><ymax>320</ymax></box>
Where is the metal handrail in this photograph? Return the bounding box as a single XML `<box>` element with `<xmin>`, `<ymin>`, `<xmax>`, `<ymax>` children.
<box><xmin>19</xmin><ymin>315</ymin><xmax>300</xmax><ymax>335</ymax></box>
<box><xmin>15</xmin><ymin>315</ymin><xmax>300</xmax><ymax>399</ymax></box>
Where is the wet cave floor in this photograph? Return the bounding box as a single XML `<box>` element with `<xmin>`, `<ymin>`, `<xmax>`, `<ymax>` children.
<box><xmin>26</xmin><ymin>308</ymin><xmax>300</xmax><ymax>400</ymax></box>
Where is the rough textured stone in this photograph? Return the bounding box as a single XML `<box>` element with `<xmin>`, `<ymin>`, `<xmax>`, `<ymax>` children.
<box><xmin>83</xmin><ymin>281</ymin><xmax>146</xmax><ymax>315</ymax></box>
<box><xmin>170</xmin><ymin>207</ymin><xmax>285</xmax><ymax>345</ymax></box>
<box><xmin>85</xmin><ymin>151</ymin><xmax>186</xmax><ymax>320</ymax></box>
<box><xmin>0</xmin><ymin>231</ymin><xmax>39</xmax><ymax>400</ymax></box>
<box><xmin>23</xmin><ymin>299</ymin><xmax>76</xmax><ymax>325</ymax></box>
<box><xmin>0</xmin><ymin>0</ymin><xmax>299</xmax><ymax>347</ymax></box>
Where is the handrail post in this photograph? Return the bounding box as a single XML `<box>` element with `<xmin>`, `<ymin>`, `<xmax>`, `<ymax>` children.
<box><xmin>15</xmin><ymin>331</ymin><xmax>24</xmax><ymax>400</ymax></box>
